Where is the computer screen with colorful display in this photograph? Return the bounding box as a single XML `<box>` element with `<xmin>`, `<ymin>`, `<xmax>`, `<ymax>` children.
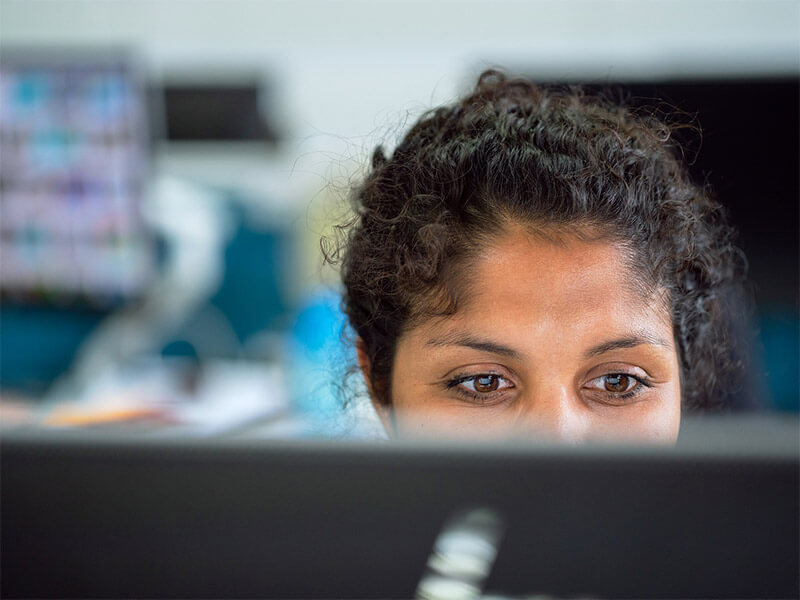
<box><xmin>0</xmin><ymin>50</ymin><xmax>152</xmax><ymax>305</ymax></box>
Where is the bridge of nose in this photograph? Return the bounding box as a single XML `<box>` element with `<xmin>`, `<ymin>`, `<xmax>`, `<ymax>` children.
<box><xmin>515</xmin><ymin>383</ymin><xmax>593</xmax><ymax>442</ymax></box>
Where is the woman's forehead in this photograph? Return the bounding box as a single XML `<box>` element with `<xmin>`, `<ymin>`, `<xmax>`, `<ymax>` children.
<box><xmin>476</xmin><ymin>227</ymin><xmax>650</xmax><ymax>300</ymax></box>
<box><xmin>413</xmin><ymin>227</ymin><xmax>673</xmax><ymax>344</ymax></box>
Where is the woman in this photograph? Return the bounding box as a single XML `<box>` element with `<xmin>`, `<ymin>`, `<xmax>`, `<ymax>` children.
<box><xmin>327</xmin><ymin>70</ymin><xmax>746</xmax><ymax>441</ymax></box>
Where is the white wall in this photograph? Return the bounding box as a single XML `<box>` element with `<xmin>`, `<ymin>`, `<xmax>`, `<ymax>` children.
<box><xmin>2</xmin><ymin>0</ymin><xmax>798</xmax><ymax>153</ymax></box>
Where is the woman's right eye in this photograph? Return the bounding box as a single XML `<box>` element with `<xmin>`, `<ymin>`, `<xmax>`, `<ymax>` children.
<box><xmin>450</xmin><ymin>374</ymin><xmax>514</xmax><ymax>395</ymax></box>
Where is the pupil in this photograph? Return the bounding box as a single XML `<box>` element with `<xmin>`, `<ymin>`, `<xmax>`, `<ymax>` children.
<box><xmin>474</xmin><ymin>375</ymin><xmax>499</xmax><ymax>393</ymax></box>
<box><xmin>605</xmin><ymin>374</ymin><xmax>630</xmax><ymax>393</ymax></box>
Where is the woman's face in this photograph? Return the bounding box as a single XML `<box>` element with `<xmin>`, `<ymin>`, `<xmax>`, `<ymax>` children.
<box><xmin>373</xmin><ymin>226</ymin><xmax>682</xmax><ymax>442</ymax></box>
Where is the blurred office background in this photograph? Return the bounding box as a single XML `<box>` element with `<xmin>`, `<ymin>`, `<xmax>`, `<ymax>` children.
<box><xmin>1</xmin><ymin>0</ymin><xmax>798</xmax><ymax>436</ymax></box>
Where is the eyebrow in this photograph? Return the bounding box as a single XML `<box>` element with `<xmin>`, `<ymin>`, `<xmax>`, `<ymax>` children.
<box><xmin>425</xmin><ymin>331</ymin><xmax>670</xmax><ymax>360</ymax></box>
<box><xmin>425</xmin><ymin>333</ymin><xmax>521</xmax><ymax>359</ymax></box>
<box><xmin>583</xmin><ymin>333</ymin><xmax>672</xmax><ymax>358</ymax></box>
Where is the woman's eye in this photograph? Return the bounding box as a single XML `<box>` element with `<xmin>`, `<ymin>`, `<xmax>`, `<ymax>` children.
<box><xmin>586</xmin><ymin>373</ymin><xmax>642</xmax><ymax>395</ymax></box>
<box><xmin>454</xmin><ymin>374</ymin><xmax>513</xmax><ymax>394</ymax></box>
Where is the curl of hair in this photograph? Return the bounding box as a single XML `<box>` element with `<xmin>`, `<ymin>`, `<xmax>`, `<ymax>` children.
<box><xmin>325</xmin><ymin>70</ymin><xmax>747</xmax><ymax>411</ymax></box>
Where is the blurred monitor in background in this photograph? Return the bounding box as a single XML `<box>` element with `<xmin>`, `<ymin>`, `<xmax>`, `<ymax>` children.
<box><xmin>162</xmin><ymin>82</ymin><xmax>279</xmax><ymax>143</ymax></box>
<box><xmin>0</xmin><ymin>49</ymin><xmax>153</xmax><ymax>302</ymax></box>
<box><xmin>0</xmin><ymin>50</ymin><xmax>154</xmax><ymax>394</ymax></box>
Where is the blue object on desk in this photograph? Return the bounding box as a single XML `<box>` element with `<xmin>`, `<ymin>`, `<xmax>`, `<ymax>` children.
<box><xmin>287</xmin><ymin>287</ymin><xmax>350</xmax><ymax>430</ymax></box>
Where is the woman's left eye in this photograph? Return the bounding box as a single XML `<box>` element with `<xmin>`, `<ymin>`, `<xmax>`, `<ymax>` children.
<box><xmin>585</xmin><ymin>373</ymin><xmax>646</xmax><ymax>395</ymax></box>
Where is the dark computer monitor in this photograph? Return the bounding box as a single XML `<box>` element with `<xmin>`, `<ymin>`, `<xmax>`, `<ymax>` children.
<box><xmin>2</xmin><ymin>418</ymin><xmax>797</xmax><ymax>599</ymax></box>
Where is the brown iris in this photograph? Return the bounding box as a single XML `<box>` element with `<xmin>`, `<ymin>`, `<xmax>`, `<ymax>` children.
<box><xmin>473</xmin><ymin>375</ymin><xmax>500</xmax><ymax>393</ymax></box>
<box><xmin>604</xmin><ymin>374</ymin><xmax>632</xmax><ymax>393</ymax></box>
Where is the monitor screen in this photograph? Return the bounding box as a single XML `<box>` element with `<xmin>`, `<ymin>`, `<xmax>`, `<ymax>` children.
<box><xmin>0</xmin><ymin>50</ymin><xmax>153</xmax><ymax>305</ymax></box>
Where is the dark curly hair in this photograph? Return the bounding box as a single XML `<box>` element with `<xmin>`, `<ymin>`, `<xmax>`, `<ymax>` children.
<box><xmin>327</xmin><ymin>70</ymin><xmax>747</xmax><ymax>412</ymax></box>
